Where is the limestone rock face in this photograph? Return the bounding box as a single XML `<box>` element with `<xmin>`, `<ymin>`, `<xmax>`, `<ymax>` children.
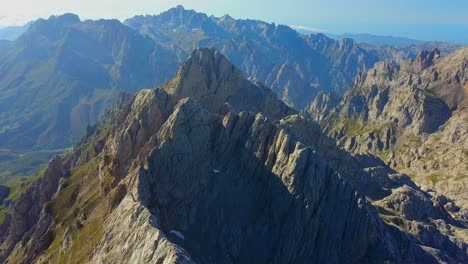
<box><xmin>0</xmin><ymin>48</ymin><xmax>466</xmax><ymax>263</ymax></box>
<box><xmin>140</xmin><ymin>100</ymin><xmax>389</xmax><ymax>263</ymax></box>
<box><xmin>90</xmin><ymin>193</ymin><xmax>194</xmax><ymax>264</ymax></box>
<box><xmin>337</xmin><ymin>52</ymin><xmax>451</xmax><ymax>135</ymax></box>
<box><xmin>304</xmin><ymin>91</ymin><xmax>340</xmax><ymax>122</ymax></box>
<box><xmin>408</xmin><ymin>48</ymin><xmax>441</xmax><ymax>73</ymax></box>
<box><xmin>311</xmin><ymin>47</ymin><xmax>468</xmax><ymax>209</ymax></box>
<box><xmin>163</xmin><ymin>48</ymin><xmax>295</xmax><ymax>120</ymax></box>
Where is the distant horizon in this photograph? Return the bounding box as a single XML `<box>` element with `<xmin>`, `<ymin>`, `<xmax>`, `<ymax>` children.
<box><xmin>1</xmin><ymin>2</ymin><xmax>468</xmax><ymax>44</ymax></box>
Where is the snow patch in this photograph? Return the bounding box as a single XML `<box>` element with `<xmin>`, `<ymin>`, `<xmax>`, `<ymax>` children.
<box><xmin>170</xmin><ymin>230</ymin><xmax>185</xmax><ymax>240</ymax></box>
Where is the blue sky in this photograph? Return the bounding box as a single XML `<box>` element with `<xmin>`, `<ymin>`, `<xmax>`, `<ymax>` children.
<box><xmin>0</xmin><ymin>0</ymin><xmax>467</xmax><ymax>43</ymax></box>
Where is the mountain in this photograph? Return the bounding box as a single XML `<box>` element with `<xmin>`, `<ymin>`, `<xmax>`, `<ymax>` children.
<box><xmin>4</xmin><ymin>6</ymin><xmax>458</xmax><ymax>155</ymax></box>
<box><xmin>328</xmin><ymin>33</ymin><xmax>424</xmax><ymax>47</ymax></box>
<box><xmin>124</xmin><ymin>5</ymin><xmax>382</xmax><ymax>108</ymax></box>
<box><xmin>0</xmin><ymin>7</ymin><xmax>464</xmax><ymax>155</ymax></box>
<box><xmin>328</xmin><ymin>33</ymin><xmax>464</xmax><ymax>60</ymax></box>
<box><xmin>403</xmin><ymin>41</ymin><xmax>465</xmax><ymax>57</ymax></box>
<box><xmin>0</xmin><ymin>6</ymin><xmax>464</xmax><ymax>186</ymax></box>
<box><xmin>307</xmin><ymin>47</ymin><xmax>468</xmax><ymax>207</ymax></box>
<box><xmin>0</xmin><ymin>6</ymin><xmax>394</xmax><ymax>182</ymax></box>
<box><xmin>0</xmin><ymin>13</ymin><xmax>181</xmax><ymax>151</ymax></box>
<box><xmin>0</xmin><ymin>48</ymin><xmax>466</xmax><ymax>263</ymax></box>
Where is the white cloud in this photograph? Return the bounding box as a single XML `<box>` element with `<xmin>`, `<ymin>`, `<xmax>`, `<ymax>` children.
<box><xmin>289</xmin><ymin>24</ymin><xmax>328</xmax><ymax>33</ymax></box>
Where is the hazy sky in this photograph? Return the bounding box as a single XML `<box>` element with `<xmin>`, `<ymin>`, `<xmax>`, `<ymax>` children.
<box><xmin>1</xmin><ymin>0</ymin><xmax>467</xmax><ymax>43</ymax></box>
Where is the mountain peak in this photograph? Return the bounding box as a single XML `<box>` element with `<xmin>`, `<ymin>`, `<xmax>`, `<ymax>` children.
<box><xmin>164</xmin><ymin>47</ymin><xmax>243</xmax><ymax>102</ymax></box>
<box><xmin>176</xmin><ymin>47</ymin><xmax>241</xmax><ymax>84</ymax></box>
<box><xmin>162</xmin><ymin>48</ymin><xmax>293</xmax><ymax>119</ymax></box>
<box><xmin>27</xmin><ymin>13</ymin><xmax>80</xmax><ymax>38</ymax></box>
<box><xmin>417</xmin><ymin>48</ymin><xmax>440</xmax><ymax>61</ymax></box>
<box><xmin>412</xmin><ymin>48</ymin><xmax>441</xmax><ymax>71</ymax></box>
<box><xmin>162</xmin><ymin>4</ymin><xmax>201</xmax><ymax>19</ymax></box>
<box><xmin>185</xmin><ymin>47</ymin><xmax>231</xmax><ymax>69</ymax></box>
<box><xmin>47</xmin><ymin>13</ymin><xmax>81</xmax><ymax>25</ymax></box>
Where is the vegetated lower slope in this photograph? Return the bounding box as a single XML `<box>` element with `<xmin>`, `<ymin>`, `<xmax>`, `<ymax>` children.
<box><xmin>0</xmin><ymin>49</ymin><xmax>466</xmax><ymax>263</ymax></box>
<box><xmin>0</xmin><ymin>13</ymin><xmax>181</xmax><ymax>151</ymax></box>
<box><xmin>0</xmin><ymin>148</ymin><xmax>67</xmax><ymax>183</ymax></box>
<box><xmin>307</xmin><ymin>47</ymin><xmax>468</xmax><ymax>208</ymax></box>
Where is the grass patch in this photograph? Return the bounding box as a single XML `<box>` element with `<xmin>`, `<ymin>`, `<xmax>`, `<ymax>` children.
<box><xmin>428</xmin><ymin>172</ymin><xmax>442</xmax><ymax>185</ymax></box>
<box><xmin>0</xmin><ymin>148</ymin><xmax>68</xmax><ymax>184</ymax></box>
<box><xmin>41</xmin><ymin>156</ymin><xmax>107</xmax><ymax>264</ymax></box>
<box><xmin>328</xmin><ymin>115</ymin><xmax>395</xmax><ymax>139</ymax></box>
<box><xmin>4</xmin><ymin>169</ymin><xmax>45</xmax><ymax>202</ymax></box>
<box><xmin>0</xmin><ymin>168</ymin><xmax>46</xmax><ymax>225</ymax></box>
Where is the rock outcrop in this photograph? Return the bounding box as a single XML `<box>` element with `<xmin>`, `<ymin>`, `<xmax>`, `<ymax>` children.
<box><xmin>0</xmin><ymin>156</ymin><xmax>65</xmax><ymax>263</ymax></box>
<box><xmin>310</xmin><ymin>47</ymin><xmax>468</xmax><ymax>209</ymax></box>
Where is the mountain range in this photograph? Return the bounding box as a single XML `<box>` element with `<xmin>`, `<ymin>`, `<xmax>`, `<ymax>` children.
<box><xmin>0</xmin><ymin>6</ymin><xmax>385</xmax><ymax>182</ymax></box>
<box><xmin>0</xmin><ymin>48</ymin><xmax>466</xmax><ymax>263</ymax></box>
<box><xmin>0</xmin><ymin>13</ymin><xmax>181</xmax><ymax>151</ymax></box>
<box><xmin>0</xmin><ymin>5</ymin><xmax>463</xmax><ymax>156</ymax></box>
<box><xmin>327</xmin><ymin>33</ymin><xmax>424</xmax><ymax>47</ymax></box>
<box><xmin>0</xmin><ymin>6</ymin><xmax>466</xmax><ymax>262</ymax></box>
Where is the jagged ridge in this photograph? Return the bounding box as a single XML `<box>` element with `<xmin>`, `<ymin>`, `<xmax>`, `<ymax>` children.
<box><xmin>0</xmin><ymin>49</ymin><xmax>466</xmax><ymax>263</ymax></box>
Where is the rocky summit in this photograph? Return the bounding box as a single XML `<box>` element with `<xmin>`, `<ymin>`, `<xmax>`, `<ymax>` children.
<box><xmin>0</xmin><ymin>48</ymin><xmax>466</xmax><ymax>263</ymax></box>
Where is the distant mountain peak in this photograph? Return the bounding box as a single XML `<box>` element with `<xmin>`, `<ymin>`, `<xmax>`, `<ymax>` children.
<box><xmin>27</xmin><ymin>13</ymin><xmax>80</xmax><ymax>38</ymax></box>
<box><xmin>186</xmin><ymin>47</ymin><xmax>226</xmax><ymax>66</ymax></box>
<box><xmin>219</xmin><ymin>14</ymin><xmax>234</xmax><ymax>21</ymax></box>
<box><xmin>410</xmin><ymin>48</ymin><xmax>441</xmax><ymax>72</ymax></box>
<box><xmin>338</xmin><ymin>37</ymin><xmax>357</xmax><ymax>49</ymax></box>
<box><xmin>175</xmin><ymin>4</ymin><xmax>185</xmax><ymax>10</ymax></box>
<box><xmin>417</xmin><ymin>48</ymin><xmax>441</xmax><ymax>62</ymax></box>
<box><xmin>46</xmin><ymin>13</ymin><xmax>81</xmax><ymax>25</ymax></box>
<box><xmin>162</xmin><ymin>4</ymin><xmax>203</xmax><ymax>19</ymax></box>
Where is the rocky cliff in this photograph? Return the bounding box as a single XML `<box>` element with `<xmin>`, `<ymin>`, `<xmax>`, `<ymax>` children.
<box><xmin>0</xmin><ymin>48</ymin><xmax>465</xmax><ymax>263</ymax></box>
<box><xmin>308</xmin><ymin>47</ymin><xmax>468</xmax><ymax>209</ymax></box>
